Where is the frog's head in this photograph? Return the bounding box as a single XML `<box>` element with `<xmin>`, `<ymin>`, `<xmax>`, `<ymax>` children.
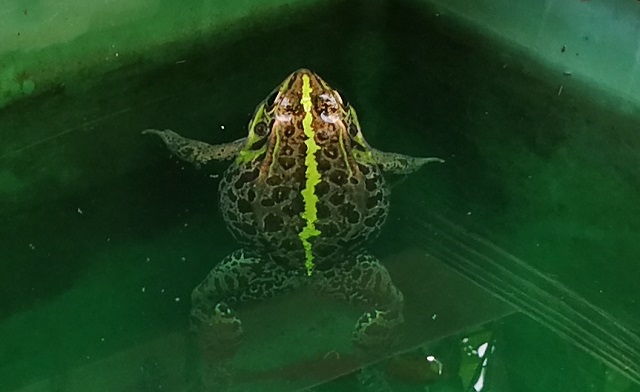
<box><xmin>238</xmin><ymin>69</ymin><xmax>370</xmax><ymax>168</ymax></box>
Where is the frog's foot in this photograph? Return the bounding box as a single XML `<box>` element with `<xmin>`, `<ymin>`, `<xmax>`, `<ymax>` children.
<box><xmin>190</xmin><ymin>303</ymin><xmax>243</xmax><ymax>360</ymax></box>
<box><xmin>186</xmin><ymin>304</ymin><xmax>240</xmax><ymax>392</ymax></box>
<box><xmin>314</xmin><ymin>252</ymin><xmax>405</xmax><ymax>356</ymax></box>
<box><xmin>190</xmin><ymin>249</ymin><xmax>303</xmax><ymax>358</ymax></box>
<box><xmin>353</xmin><ymin>308</ymin><xmax>404</xmax><ymax>354</ymax></box>
<box><xmin>356</xmin><ymin>364</ymin><xmax>393</xmax><ymax>392</ymax></box>
<box><xmin>371</xmin><ymin>148</ymin><xmax>444</xmax><ymax>175</ymax></box>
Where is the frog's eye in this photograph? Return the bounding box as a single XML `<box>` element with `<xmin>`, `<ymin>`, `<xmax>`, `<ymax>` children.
<box><xmin>254</xmin><ymin>121</ymin><xmax>269</xmax><ymax>137</ymax></box>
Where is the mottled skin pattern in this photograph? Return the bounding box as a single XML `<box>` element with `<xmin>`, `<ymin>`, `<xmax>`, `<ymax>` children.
<box><xmin>218</xmin><ymin>76</ymin><xmax>389</xmax><ymax>269</ymax></box>
<box><xmin>143</xmin><ymin>69</ymin><xmax>443</xmax><ymax>384</ymax></box>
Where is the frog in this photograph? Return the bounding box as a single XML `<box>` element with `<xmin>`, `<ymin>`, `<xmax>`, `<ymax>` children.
<box><xmin>143</xmin><ymin>69</ymin><xmax>443</xmax><ymax>367</ymax></box>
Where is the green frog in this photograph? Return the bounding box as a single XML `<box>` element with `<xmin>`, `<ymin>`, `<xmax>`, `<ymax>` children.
<box><xmin>144</xmin><ymin>69</ymin><xmax>443</xmax><ymax>361</ymax></box>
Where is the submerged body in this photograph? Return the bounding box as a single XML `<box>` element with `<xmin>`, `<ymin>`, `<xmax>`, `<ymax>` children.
<box><xmin>144</xmin><ymin>69</ymin><xmax>443</xmax><ymax>370</ymax></box>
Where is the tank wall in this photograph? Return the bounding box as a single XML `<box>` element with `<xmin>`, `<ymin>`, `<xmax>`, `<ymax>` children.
<box><xmin>416</xmin><ymin>0</ymin><xmax>640</xmax><ymax>108</ymax></box>
<box><xmin>0</xmin><ymin>0</ymin><xmax>319</xmax><ymax>108</ymax></box>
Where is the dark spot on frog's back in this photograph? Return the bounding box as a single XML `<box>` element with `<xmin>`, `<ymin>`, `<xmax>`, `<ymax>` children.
<box><xmin>366</xmin><ymin>192</ymin><xmax>383</xmax><ymax>209</ymax></box>
<box><xmin>316</xmin><ymin>180</ymin><xmax>330</xmax><ymax>197</ymax></box>
<box><xmin>317</xmin><ymin>202</ymin><xmax>331</xmax><ymax>219</ymax></box>
<box><xmin>281</xmin><ymin>238</ymin><xmax>298</xmax><ymax>251</ymax></box>
<box><xmin>238</xmin><ymin>222</ymin><xmax>257</xmax><ymax>236</ymax></box>
<box><xmin>293</xmin><ymin>165</ymin><xmax>306</xmax><ymax>184</ymax></box>
<box><xmin>263</xmin><ymin>213</ymin><xmax>284</xmax><ymax>232</ymax></box>
<box><xmin>272</xmin><ymin>186</ymin><xmax>291</xmax><ymax>203</ymax></box>
<box><xmin>235</xmin><ymin>169</ymin><xmax>260</xmax><ymax>188</ymax></box>
<box><xmin>317</xmin><ymin>129</ymin><xmax>329</xmax><ymax>141</ymax></box>
<box><xmin>284</xmin><ymin>127</ymin><xmax>295</xmax><ymax>138</ymax></box>
<box><xmin>317</xmin><ymin>157</ymin><xmax>331</xmax><ymax>171</ymax></box>
<box><xmin>224</xmin><ymin>168</ymin><xmax>236</xmax><ymax>183</ymax></box>
<box><xmin>283</xmin><ymin>195</ymin><xmax>304</xmax><ymax>216</ymax></box>
<box><xmin>357</xmin><ymin>163</ymin><xmax>370</xmax><ymax>175</ymax></box>
<box><xmin>323</xmin><ymin>146</ymin><xmax>338</xmax><ymax>159</ymax></box>
<box><xmin>329</xmin><ymin>170</ymin><xmax>348</xmax><ymax>186</ymax></box>
<box><xmin>247</xmin><ymin>189</ymin><xmax>256</xmax><ymax>202</ymax></box>
<box><xmin>281</xmin><ymin>144</ymin><xmax>294</xmax><ymax>156</ymax></box>
<box><xmin>278</xmin><ymin>156</ymin><xmax>296</xmax><ymax>170</ymax></box>
<box><xmin>314</xmin><ymin>243</ymin><xmax>338</xmax><ymax>257</ymax></box>
<box><xmin>266</xmin><ymin>175</ymin><xmax>282</xmax><ymax>186</ymax></box>
<box><xmin>329</xmin><ymin>192</ymin><xmax>345</xmax><ymax>206</ymax></box>
<box><xmin>260</xmin><ymin>197</ymin><xmax>275</xmax><ymax>207</ymax></box>
<box><xmin>237</xmin><ymin>199</ymin><xmax>252</xmax><ymax>214</ymax></box>
<box><xmin>364</xmin><ymin>209</ymin><xmax>385</xmax><ymax>227</ymax></box>
<box><xmin>227</xmin><ymin>189</ymin><xmax>238</xmax><ymax>203</ymax></box>
<box><xmin>365</xmin><ymin>177</ymin><xmax>378</xmax><ymax>191</ymax></box>
<box><xmin>227</xmin><ymin>211</ymin><xmax>238</xmax><ymax>223</ymax></box>
<box><xmin>316</xmin><ymin>221</ymin><xmax>339</xmax><ymax>237</ymax></box>
<box><xmin>339</xmin><ymin>203</ymin><xmax>361</xmax><ymax>224</ymax></box>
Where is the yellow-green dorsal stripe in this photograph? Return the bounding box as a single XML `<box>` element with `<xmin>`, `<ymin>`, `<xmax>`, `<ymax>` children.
<box><xmin>299</xmin><ymin>74</ymin><xmax>322</xmax><ymax>276</ymax></box>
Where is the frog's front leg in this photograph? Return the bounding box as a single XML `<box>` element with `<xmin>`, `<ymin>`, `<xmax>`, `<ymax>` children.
<box><xmin>371</xmin><ymin>148</ymin><xmax>444</xmax><ymax>175</ymax></box>
<box><xmin>143</xmin><ymin>128</ymin><xmax>246</xmax><ymax>167</ymax></box>
<box><xmin>313</xmin><ymin>252</ymin><xmax>404</xmax><ymax>355</ymax></box>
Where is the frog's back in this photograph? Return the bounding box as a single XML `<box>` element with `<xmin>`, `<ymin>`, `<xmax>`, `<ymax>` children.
<box><xmin>219</xmin><ymin>132</ymin><xmax>389</xmax><ymax>270</ymax></box>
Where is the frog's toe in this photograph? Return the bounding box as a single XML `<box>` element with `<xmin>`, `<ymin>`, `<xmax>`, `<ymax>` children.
<box><xmin>419</xmin><ymin>156</ymin><xmax>445</xmax><ymax>165</ymax></box>
<box><xmin>191</xmin><ymin>303</ymin><xmax>243</xmax><ymax>359</ymax></box>
<box><xmin>353</xmin><ymin>308</ymin><xmax>404</xmax><ymax>354</ymax></box>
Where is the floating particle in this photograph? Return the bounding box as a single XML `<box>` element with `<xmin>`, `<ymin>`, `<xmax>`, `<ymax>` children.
<box><xmin>21</xmin><ymin>80</ymin><xmax>35</xmax><ymax>95</ymax></box>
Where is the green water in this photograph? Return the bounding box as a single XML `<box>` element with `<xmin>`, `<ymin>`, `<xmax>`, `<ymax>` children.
<box><xmin>1</xmin><ymin>1</ymin><xmax>639</xmax><ymax>391</ymax></box>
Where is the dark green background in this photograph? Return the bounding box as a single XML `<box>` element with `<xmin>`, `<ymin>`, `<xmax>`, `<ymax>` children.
<box><xmin>0</xmin><ymin>1</ymin><xmax>638</xmax><ymax>391</ymax></box>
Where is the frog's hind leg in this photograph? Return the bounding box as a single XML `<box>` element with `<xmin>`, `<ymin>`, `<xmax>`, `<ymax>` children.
<box><xmin>313</xmin><ymin>252</ymin><xmax>404</xmax><ymax>355</ymax></box>
<box><xmin>187</xmin><ymin>249</ymin><xmax>302</xmax><ymax>390</ymax></box>
<box><xmin>190</xmin><ymin>248</ymin><xmax>302</xmax><ymax>358</ymax></box>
